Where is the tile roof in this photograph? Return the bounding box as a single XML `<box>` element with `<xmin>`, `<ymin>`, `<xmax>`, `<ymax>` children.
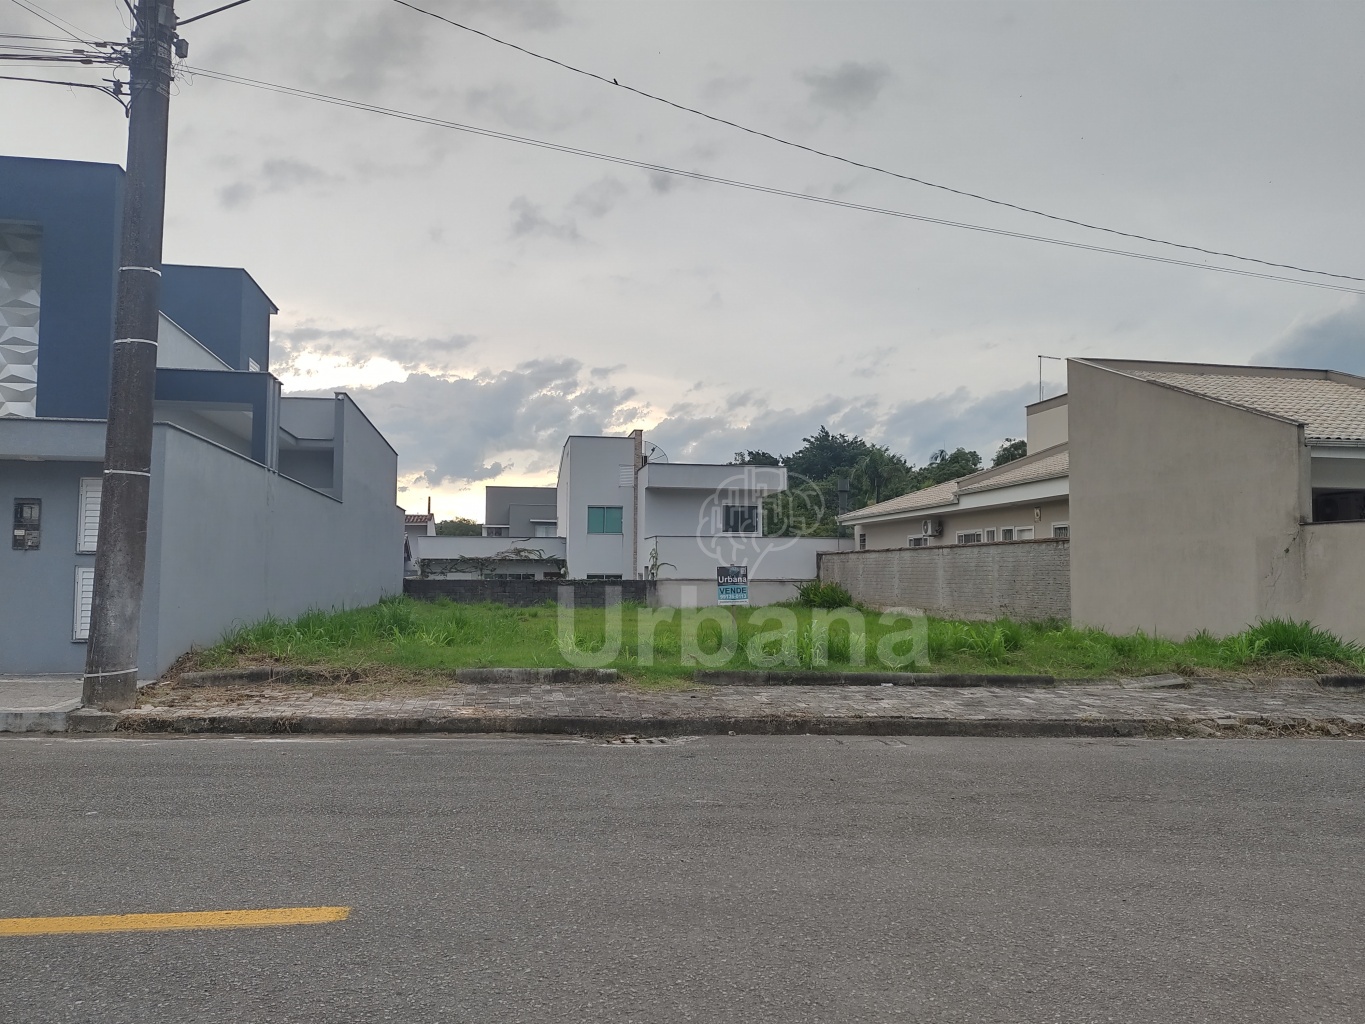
<box><xmin>957</xmin><ymin>449</ymin><xmax>1069</xmax><ymax>493</ymax></box>
<box><xmin>842</xmin><ymin>444</ymin><xmax>1070</xmax><ymax>522</ymax></box>
<box><xmin>1125</xmin><ymin>370</ymin><xmax>1365</xmax><ymax>442</ymax></box>
<box><xmin>404</xmin><ymin>513</ymin><xmax>434</xmax><ymax>526</ymax></box>
<box><xmin>842</xmin><ymin>478</ymin><xmax>960</xmax><ymax>520</ymax></box>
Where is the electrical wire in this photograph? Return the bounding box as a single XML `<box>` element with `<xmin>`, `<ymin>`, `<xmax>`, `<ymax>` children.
<box><xmin>389</xmin><ymin>0</ymin><xmax>1363</xmax><ymax>285</ymax></box>
<box><xmin>6</xmin><ymin>0</ymin><xmax>98</xmax><ymax>44</ymax></box>
<box><xmin>178</xmin><ymin>65</ymin><xmax>1365</xmax><ymax>296</ymax></box>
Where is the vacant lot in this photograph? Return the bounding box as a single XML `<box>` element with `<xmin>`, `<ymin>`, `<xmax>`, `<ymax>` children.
<box><xmin>183</xmin><ymin>597</ymin><xmax>1365</xmax><ymax>683</ymax></box>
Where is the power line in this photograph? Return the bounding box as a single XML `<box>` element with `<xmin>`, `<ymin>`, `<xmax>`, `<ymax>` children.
<box><xmin>178</xmin><ymin>65</ymin><xmax>1365</xmax><ymax>296</ymax></box>
<box><xmin>388</xmin><ymin>0</ymin><xmax>1363</xmax><ymax>285</ymax></box>
<box><xmin>6</xmin><ymin>0</ymin><xmax>98</xmax><ymax>44</ymax></box>
<box><xmin>177</xmin><ymin>0</ymin><xmax>254</xmax><ymax>28</ymax></box>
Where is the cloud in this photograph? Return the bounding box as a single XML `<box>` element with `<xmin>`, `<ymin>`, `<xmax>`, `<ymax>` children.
<box><xmin>700</xmin><ymin>74</ymin><xmax>752</xmax><ymax>104</ymax></box>
<box><xmin>217</xmin><ymin>160</ymin><xmax>338</xmax><ymax>209</ymax></box>
<box><xmin>1252</xmin><ymin>299</ymin><xmax>1365</xmax><ymax>376</ymax></box>
<box><xmin>570</xmin><ymin>177</ymin><xmax>628</xmax><ymax>218</ymax></box>
<box><xmin>879</xmin><ymin>384</ymin><xmax>1036</xmax><ymax>462</ymax></box>
<box><xmin>329</xmin><ymin>359</ymin><xmax>645</xmax><ymax>486</ymax></box>
<box><xmin>509</xmin><ymin>197</ymin><xmax>581</xmax><ymax>241</ymax></box>
<box><xmin>799</xmin><ymin>61</ymin><xmax>892</xmax><ymax>115</ymax></box>
<box><xmin>273</xmin><ymin>322</ymin><xmax>476</xmax><ymax>376</ymax></box>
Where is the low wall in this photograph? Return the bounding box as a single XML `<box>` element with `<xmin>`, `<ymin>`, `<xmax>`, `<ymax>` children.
<box><xmin>819</xmin><ymin>539</ymin><xmax>1070</xmax><ymax>621</ymax></box>
<box><xmin>405</xmin><ymin>579</ymin><xmax>654</xmax><ymax>607</ymax></box>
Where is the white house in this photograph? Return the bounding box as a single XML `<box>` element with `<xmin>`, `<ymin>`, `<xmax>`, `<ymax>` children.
<box><xmin>411</xmin><ymin>429</ymin><xmax>846</xmax><ymax>603</ymax></box>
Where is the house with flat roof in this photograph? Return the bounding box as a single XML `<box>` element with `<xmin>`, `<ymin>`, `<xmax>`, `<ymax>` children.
<box><xmin>0</xmin><ymin>155</ymin><xmax>403</xmax><ymax>675</ymax></box>
<box><xmin>411</xmin><ymin>430</ymin><xmax>844</xmax><ymax>602</ymax></box>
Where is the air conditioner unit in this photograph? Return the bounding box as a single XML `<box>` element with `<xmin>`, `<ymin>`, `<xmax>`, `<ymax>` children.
<box><xmin>922</xmin><ymin>518</ymin><xmax>944</xmax><ymax>537</ymax></box>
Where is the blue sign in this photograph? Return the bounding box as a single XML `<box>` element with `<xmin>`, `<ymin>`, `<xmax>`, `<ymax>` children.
<box><xmin>717</xmin><ymin>565</ymin><xmax>749</xmax><ymax>605</ymax></box>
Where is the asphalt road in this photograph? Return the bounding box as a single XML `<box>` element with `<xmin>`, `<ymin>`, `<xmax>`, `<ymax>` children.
<box><xmin>1</xmin><ymin>735</ymin><xmax>1361</xmax><ymax>1024</ymax></box>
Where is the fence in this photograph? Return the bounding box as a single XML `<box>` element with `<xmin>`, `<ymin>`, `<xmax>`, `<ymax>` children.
<box><xmin>818</xmin><ymin>539</ymin><xmax>1070</xmax><ymax>622</ymax></box>
<box><xmin>404</xmin><ymin>578</ymin><xmax>654</xmax><ymax>608</ymax></box>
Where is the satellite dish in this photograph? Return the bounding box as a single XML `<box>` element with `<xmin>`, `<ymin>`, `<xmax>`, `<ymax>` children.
<box><xmin>644</xmin><ymin>442</ymin><xmax>669</xmax><ymax>463</ymax></box>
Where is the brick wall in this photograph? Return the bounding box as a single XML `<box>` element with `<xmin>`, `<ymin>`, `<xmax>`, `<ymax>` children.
<box><xmin>818</xmin><ymin>539</ymin><xmax>1070</xmax><ymax>621</ymax></box>
<box><xmin>405</xmin><ymin>578</ymin><xmax>654</xmax><ymax>608</ymax></box>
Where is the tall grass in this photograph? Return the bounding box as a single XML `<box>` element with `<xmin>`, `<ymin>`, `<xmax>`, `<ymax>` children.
<box><xmin>196</xmin><ymin>599</ymin><xmax>1365</xmax><ymax>679</ymax></box>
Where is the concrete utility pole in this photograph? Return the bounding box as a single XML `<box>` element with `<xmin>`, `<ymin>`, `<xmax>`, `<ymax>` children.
<box><xmin>83</xmin><ymin>0</ymin><xmax>177</xmax><ymax>710</ymax></box>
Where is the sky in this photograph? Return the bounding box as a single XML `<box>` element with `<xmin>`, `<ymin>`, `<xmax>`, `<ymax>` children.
<box><xmin>5</xmin><ymin>0</ymin><xmax>1364</xmax><ymax>520</ymax></box>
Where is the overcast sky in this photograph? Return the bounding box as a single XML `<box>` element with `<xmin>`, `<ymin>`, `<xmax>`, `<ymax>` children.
<box><xmin>6</xmin><ymin>0</ymin><xmax>1364</xmax><ymax>518</ymax></box>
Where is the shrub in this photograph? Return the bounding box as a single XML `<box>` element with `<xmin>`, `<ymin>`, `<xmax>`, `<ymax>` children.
<box><xmin>1243</xmin><ymin>618</ymin><xmax>1362</xmax><ymax>662</ymax></box>
<box><xmin>795</xmin><ymin>580</ymin><xmax>855</xmax><ymax>609</ymax></box>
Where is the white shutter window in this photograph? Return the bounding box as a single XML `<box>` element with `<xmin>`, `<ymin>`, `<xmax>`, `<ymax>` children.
<box><xmin>73</xmin><ymin>566</ymin><xmax>95</xmax><ymax>641</ymax></box>
<box><xmin>618</xmin><ymin>464</ymin><xmax>633</xmax><ymax>486</ymax></box>
<box><xmin>77</xmin><ymin>477</ymin><xmax>102</xmax><ymax>553</ymax></box>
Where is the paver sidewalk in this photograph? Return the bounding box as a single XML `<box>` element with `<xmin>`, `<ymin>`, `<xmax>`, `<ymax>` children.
<box><xmin>82</xmin><ymin>677</ymin><xmax>1365</xmax><ymax>738</ymax></box>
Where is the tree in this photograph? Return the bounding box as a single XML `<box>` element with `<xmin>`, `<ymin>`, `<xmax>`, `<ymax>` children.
<box><xmin>783</xmin><ymin>426</ymin><xmax>870</xmax><ymax>482</ymax></box>
<box><xmin>993</xmin><ymin>438</ymin><xmax>1028</xmax><ymax>467</ymax></box>
<box><xmin>436</xmin><ymin>517</ymin><xmax>482</xmax><ymax>536</ymax></box>
<box><xmin>852</xmin><ymin>446</ymin><xmax>912</xmax><ymax>506</ymax></box>
<box><xmin>731</xmin><ymin>449</ymin><xmax>781</xmax><ymax>466</ymax></box>
<box><xmin>917</xmin><ymin>447</ymin><xmax>982</xmax><ymax>486</ymax></box>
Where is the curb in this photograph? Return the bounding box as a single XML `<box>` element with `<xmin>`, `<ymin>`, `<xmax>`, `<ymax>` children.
<box><xmin>84</xmin><ymin>711</ymin><xmax>1365</xmax><ymax>740</ymax></box>
<box><xmin>694</xmin><ymin>670</ymin><xmax>1057</xmax><ymax>687</ymax></box>
<box><xmin>0</xmin><ymin>699</ymin><xmax>79</xmax><ymax>734</ymax></box>
<box><xmin>175</xmin><ymin>666</ymin><xmax>622</xmax><ymax>687</ymax></box>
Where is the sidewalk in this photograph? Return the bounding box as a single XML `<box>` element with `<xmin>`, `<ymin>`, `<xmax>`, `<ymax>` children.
<box><xmin>60</xmin><ymin>675</ymin><xmax>1365</xmax><ymax>739</ymax></box>
<box><xmin>0</xmin><ymin>675</ymin><xmax>81</xmax><ymax>733</ymax></box>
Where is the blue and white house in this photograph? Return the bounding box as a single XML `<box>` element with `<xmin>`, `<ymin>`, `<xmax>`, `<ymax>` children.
<box><xmin>0</xmin><ymin>155</ymin><xmax>403</xmax><ymax>676</ymax></box>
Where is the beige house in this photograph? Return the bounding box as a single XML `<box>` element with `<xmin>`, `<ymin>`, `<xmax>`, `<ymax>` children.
<box><xmin>1070</xmin><ymin>358</ymin><xmax>1365</xmax><ymax>643</ymax></box>
<box><xmin>843</xmin><ymin>396</ymin><xmax>1071</xmax><ymax>550</ymax></box>
<box><xmin>835</xmin><ymin>358</ymin><xmax>1365</xmax><ymax>643</ymax></box>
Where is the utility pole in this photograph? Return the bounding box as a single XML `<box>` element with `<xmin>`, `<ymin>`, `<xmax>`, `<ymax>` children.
<box><xmin>83</xmin><ymin>0</ymin><xmax>177</xmax><ymax>710</ymax></box>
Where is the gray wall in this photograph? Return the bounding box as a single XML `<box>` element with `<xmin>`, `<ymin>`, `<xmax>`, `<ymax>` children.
<box><xmin>819</xmin><ymin>540</ymin><xmax>1071</xmax><ymax>621</ymax></box>
<box><xmin>406</xmin><ymin>578</ymin><xmax>652</xmax><ymax>607</ymax></box>
<box><xmin>0</xmin><ymin>458</ymin><xmax>103</xmax><ymax>673</ymax></box>
<box><xmin>143</xmin><ymin>401</ymin><xmax>402</xmax><ymax>675</ymax></box>
<box><xmin>1068</xmin><ymin>359</ymin><xmax>1308</xmax><ymax>639</ymax></box>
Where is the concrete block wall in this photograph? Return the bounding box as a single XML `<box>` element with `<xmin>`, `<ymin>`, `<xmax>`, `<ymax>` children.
<box><xmin>818</xmin><ymin>539</ymin><xmax>1070</xmax><ymax>622</ymax></box>
<box><xmin>406</xmin><ymin>579</ymin><xmax>654</xmax><ymax>608</ymax></box>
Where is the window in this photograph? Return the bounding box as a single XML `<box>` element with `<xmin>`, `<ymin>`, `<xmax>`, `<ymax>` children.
<box><xmin>1052</xmin><ymin>523</ymin><xmax>1070</xmax><ymax>539</ymax></box>
<box><xmin>1016</xmin><ymin>527</ymin><xmax>1034</xmax><ymax>540</ymax></box>
<box><xmin>73</xmin><ymin>566</ymin><xmax>94</xmax><ymax>641</ymax></box>
<box><xmin>532</xmin><ymin>522</ymin><xmax>557</xmax><ymax>538</ymax></box>
<box><xmin>984</xmin><ymin>528</ymin><xmax>996</xmax><ymax>542</ymax></box>
<box><xmin>77</xmin><ymin>477</ymin><xmax>101</xmax><ymax>553</ymax></box>
<box><xmin>908</xmin><ymin>536</ymin><xmax>929</xmax><ymax>548</ymax></box>
<box><xmin>1001</xmin><ymin>527</ymin><xmax>1015</xmax><ymax>541</ymax></box>
<box><xmin>587</xmin><ymin>506</ymin><xmax>623</xmax><ymax>534</ymax></box>
<box><xmin>586</xmin><ymin>573</ymin><xmax>623</xmax><ymax>580</ymax></box>
<box><xmin>956</xmin><ymin>531</ymin><xmax>984</xmax><ymax>545</ymax></box>
<box><xmin>723</xmin><ymin>504</ymin><xmax>758</xmax><ymax>533</ymax></box>
<box><xmin>485</xmin><ymin>526</ymin><xmax>509</xmax><ymax>537</ymax></box>
<box><xmin>858</xmin><ymin>532</ymin><xmax>867</xmax><ymax>550</ymax></box>
<box><xmin>491</xmin><ymin>572</ymin><xmax>536</xmax><ymax>580</ymax></box>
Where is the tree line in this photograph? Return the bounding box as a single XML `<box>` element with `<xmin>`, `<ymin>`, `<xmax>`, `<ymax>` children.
<box><xmin>732</xmin><ymin>427</ymin><xmax>1027</xmax><ymax>537</ymax></box>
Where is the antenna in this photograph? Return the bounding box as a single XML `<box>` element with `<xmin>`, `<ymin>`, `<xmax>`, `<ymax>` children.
<box><xmin>1038</xmin><ymin>355</ymin><xmax>1064</xmax><ymax>403</ymax></box>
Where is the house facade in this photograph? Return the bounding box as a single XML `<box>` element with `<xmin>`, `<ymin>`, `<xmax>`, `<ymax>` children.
<box><xmin>830</xmin><ymin>356</ymin><xmax>1365</xmax><ymax>643</ymax></box>
<box><xmin>844</xmin><ymin>395</ymin><xmax>1071</xmax><ymax>551</ymax></box>
<box><xmin>0</xmin><ymin>155</ymin><xmax>403</xmax><ymax>675</ymax></box>
<box><xmin>411</xmin><ymin>429</ymin><xmax>844</xmax><ymax>603</ymax></box>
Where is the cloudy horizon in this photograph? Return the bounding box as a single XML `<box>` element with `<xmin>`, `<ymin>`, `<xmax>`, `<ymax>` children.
<box><xmin>6</xmin><ymin>0</ymin><xmax>1363</xmax><ymax>518</ymax></box>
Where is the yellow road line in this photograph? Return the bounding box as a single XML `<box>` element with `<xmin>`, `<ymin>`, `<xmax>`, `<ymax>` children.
<box><xmin>0</xmin><ymin>906</ymin><xmax>350</xmax><ymax>937</ymax></box>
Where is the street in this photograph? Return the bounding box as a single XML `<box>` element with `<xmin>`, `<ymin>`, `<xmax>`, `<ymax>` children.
<box><xmin>1</xmin><ymin>735</ymin><xmax>1362</xmax><ymax>1023</ymax></box>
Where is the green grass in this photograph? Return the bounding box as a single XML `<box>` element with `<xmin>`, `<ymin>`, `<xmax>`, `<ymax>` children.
<box><xmin>187</xmin><ymin>598</ymin><xmax>1365</xmax><ymax>682</ymax></box>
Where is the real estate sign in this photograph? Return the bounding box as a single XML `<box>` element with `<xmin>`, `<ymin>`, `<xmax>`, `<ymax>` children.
<box><xmin>717</xmin><ymin>565</ymin><xmax>749</xmax><ymax>605</ymax></box>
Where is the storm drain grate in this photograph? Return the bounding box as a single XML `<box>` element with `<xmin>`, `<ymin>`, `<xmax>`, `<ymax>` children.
<box><xmin>602</xmin><ymin>735</ymin><xmax>673</xmax><ymax>746</ymax></box>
